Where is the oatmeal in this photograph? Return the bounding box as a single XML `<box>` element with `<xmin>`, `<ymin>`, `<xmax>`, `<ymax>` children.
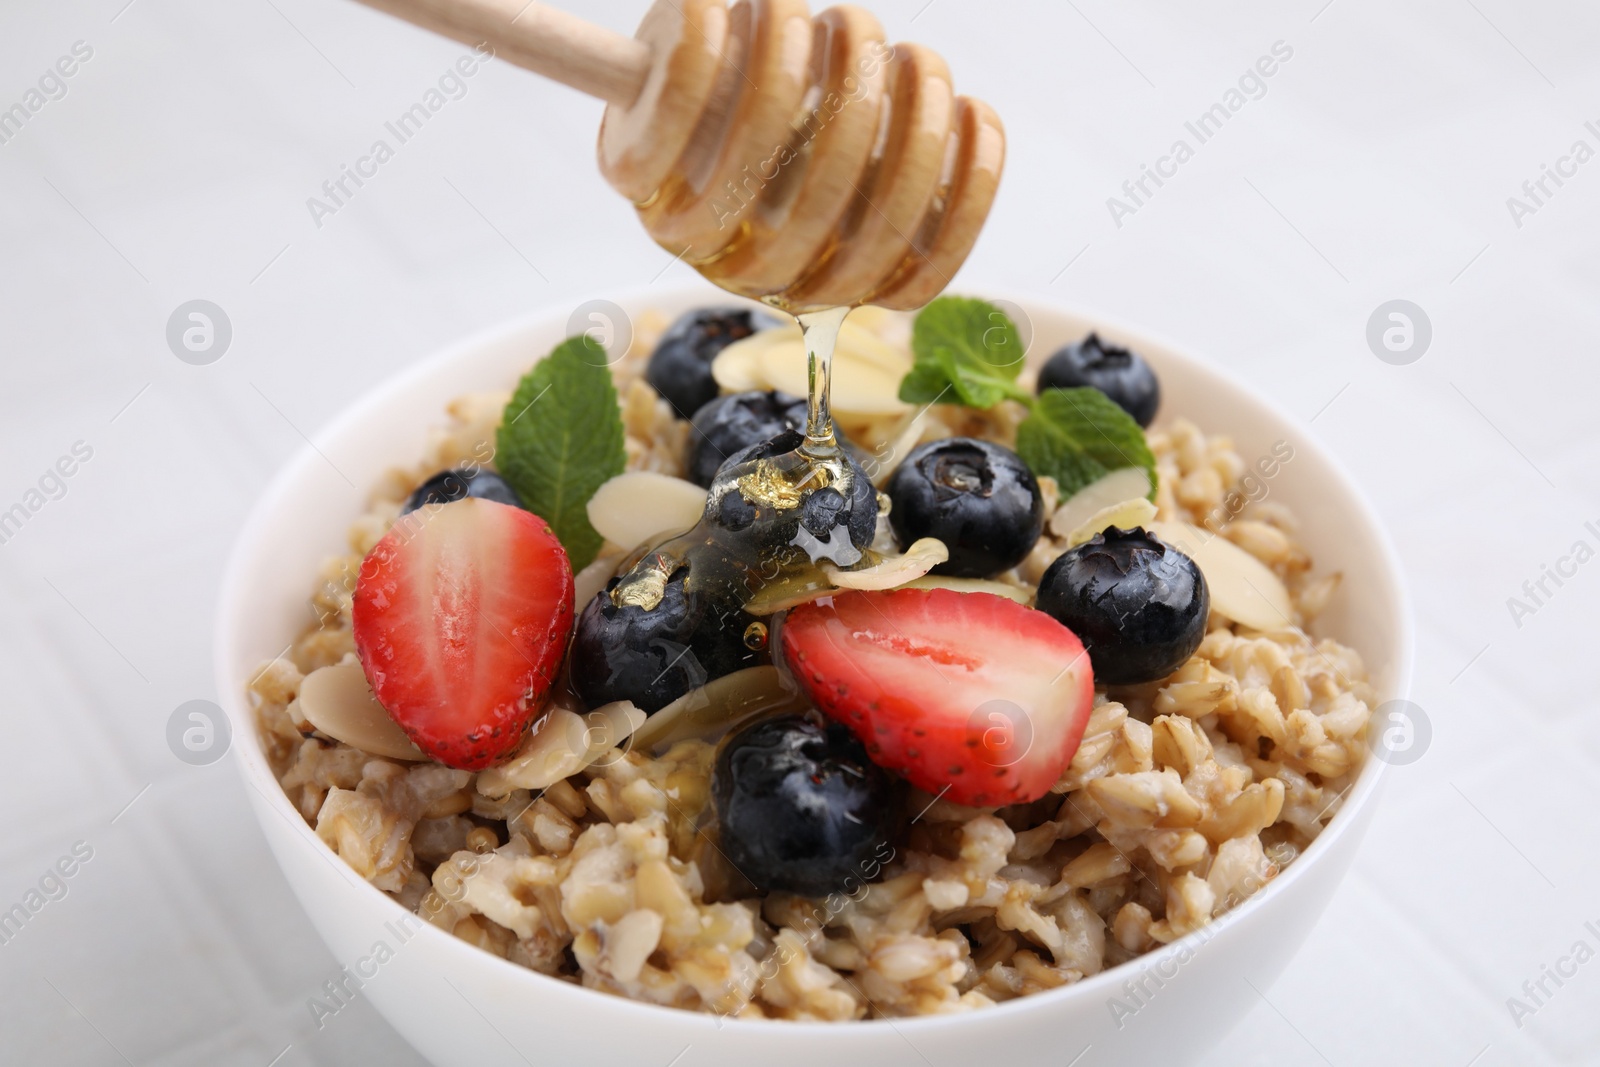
<box><xmin>251</xmin><ymin>300</ymin><xmax>1374</xmax><ymax>1020</ymax></box>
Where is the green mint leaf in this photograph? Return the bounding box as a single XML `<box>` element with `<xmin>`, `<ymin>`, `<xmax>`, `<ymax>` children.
<box><xmin>899</xmin><ymin>296</ymin><xmax>1029</xmax><ymax>409</ymax></box>
<box><xmin>897</xmin><ymin>358</ymin><xmax>955</xmax><ymax>406</ymax></box>
<box><xmin>1015</xmin><ymin>387</ymin><xmax>1157</xmax><ymax>500</ymax></box>
<box><xmin>496</xmin><ymin>336</ymin><xmax>626</xmax><ymax>569</ymax></box>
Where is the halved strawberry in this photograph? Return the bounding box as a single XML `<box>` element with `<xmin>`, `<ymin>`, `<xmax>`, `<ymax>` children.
<box><xmin>353</xmin><ymin>497</ymin><xmax>574</xmax><ymax>770</ymax></box>
<box><xmin>780</xmin><ymin>588</ymin><xmax>1095</xmax><ymax>806</ymax></box>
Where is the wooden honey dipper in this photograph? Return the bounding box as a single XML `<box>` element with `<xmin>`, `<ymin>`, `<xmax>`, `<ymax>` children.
<box><xmin>352</xmin><ymin>0</ymin><xmax>1006</xmax><ymax>312</ymax></box>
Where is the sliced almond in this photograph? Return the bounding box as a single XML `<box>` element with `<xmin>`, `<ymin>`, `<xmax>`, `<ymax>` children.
<box><xmin>1148</xmin><ymin>520</ymin><xmax>1295</xmax><ymax>632</ymax></box>
<box><xmin>744</xmin><ymin>571</ymin><xmax>842</xmax><ymax>616</ymax></box>
<box><xmin>867</xmin><ymin>413</ymin><xmax>930</xmax><ymax>486</ymax></box>
<box><xmin>1049</xmin><ymin>468</ymin><xmax>1153</xmax><ymax>539</ymax></box>
<box><xmin>743</xmin><ymin>539</ymin><xmax>952</xmax><ymax>613</ymax></box>
<box><xmin>297</xmin><ymin>663</ymin><xmax>425</xmax><ymax>760</ymax></box>
<box><xmin>849</xmin><ymin>306</ymin><xmax>914</xmax><ymax>350</ymax></box>
<box><xmin>587</xmin><ymin>472</ymin><xmax>707</xmax><ymax>552</ymax></box>
<box><xmin>713</xmin><ymin>323</ymin><xmax>912</xmax><ymax>417</ymax></box>
<box><xmin>760</xmin><ymin>328</ymin><xmax>911</xmax><ymax>417</ymax></box>
<box><xmin>710</xmin><ymin>330</ymin><xmax>777</xmax><ymax>393</ymax></box>
<box><xmin>476</xmin><ymin>701</ymin><xmax>646</xmax><ymax>796</ymax></box>
<box><xmin>631</xmin><ymin>666</ymin><xmax>809</xmax><ymax>752</ymax></box>
<box><xmin>582</xmin><ymin>702</ymin><xmax>649</xmax><ymax>765</ymax></box>
<box><xmin>835</xmin><ymin>320</ymin><xmax>915</xmax><ymax>375</ymax></box>
<box><xmin>477</xmin><ymin>707</ymin><xmax>584</xmax><ymax>796</ymax></box>
<box><xmin>904</xmin><ymin>575</ymin><xmax>1032</xmax><ymax>604</ymax></box>
<box><xmin>824</xmin><ymin>538</ymin><xmax>948</xmax><ymax>590</ymax></box>
<box><xmin>1065</xmin><ymin>498</ymin><xmax>1159</xmax><ymax>548</ymax></box>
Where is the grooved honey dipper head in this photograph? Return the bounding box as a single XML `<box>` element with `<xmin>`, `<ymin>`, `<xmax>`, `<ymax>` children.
<box><xmin>598</xmin><ymin>0</ymin><xmax>1005</xmax><ymax>314</ymax></box>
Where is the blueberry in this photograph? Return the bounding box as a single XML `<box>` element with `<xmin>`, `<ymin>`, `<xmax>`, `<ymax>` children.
<box><xmin>886</xmin><ymin>438</ymin><xmax>1043</xmax><ymax>579</ymax></box>
<box><xmin>713</xmin><ymin>428</ymin><xmax>803</xmax><ymax>480</ymax></box>
<box><xmin>1035</xmin><ymin>527</ymin><xmax>1208</xmax><ymax>685</ymax></box>
<box><xmin>570</xmin><ymin>567</ymin><xmax>761</xmax><ymax>713</ymax></box>
<box><xmin>401</xmin><ymin>468</ymin><xmax>522</xmax><ymax>516</ymax></box>
<box><xmin>1036</xmin><ymin>334</ymin><xmax>1161</xmax><ymax>427</ymax></box>
<box><xmin>707</xmin><ymin>430</ymin><xmax>878</xmax><ymax>556</ymax></box>
<box><xmin>686</xmin><ymin>391</ymin><xmax>808</xmax><ymax>488</ymax></box>
<box><xmin>713</xmin><ymin>715</ymin><xmax>900</xmax><ymax>897</ymax></box>
<box><xmin>646</xmin><ymin>307</ymin><xmax>777</xmax><ymax>418</ymax></box>
<box><xmin>800</xmin><ymin>486</ymin><xmax>847</xmax><ymax>539</ymax></box>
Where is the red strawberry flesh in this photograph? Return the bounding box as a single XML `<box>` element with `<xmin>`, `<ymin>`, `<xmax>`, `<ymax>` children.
<box><xmin>780</xmin><ymin>588</ymin><xmax>1094</xmax><ymax>806</ymax></box>
<box><xmin>353</xmin><ymin>498</ymin><xmax>574</xmax><ymax>770</ymax></box>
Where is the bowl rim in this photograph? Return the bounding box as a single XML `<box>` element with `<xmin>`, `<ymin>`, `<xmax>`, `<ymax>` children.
<box><xmin>215</xmin><ymin>282</ymin><xmax>1414</xmax><ymax>1035</ymax></box>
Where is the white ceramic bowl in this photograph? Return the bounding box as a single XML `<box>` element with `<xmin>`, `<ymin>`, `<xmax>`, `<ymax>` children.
<box><xmin>217</xmin><ymin>285</ymin><xmax>1413</xmax><ymax>1067</ymax></box>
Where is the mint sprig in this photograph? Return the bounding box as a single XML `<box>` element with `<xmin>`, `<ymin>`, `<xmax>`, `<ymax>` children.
<box><xmin>901</xmin><ymin>296</ymin><xmax>1031</xmax><ymax>408</ymax></box>
<box><xmin>898</xmin><ymin>297</ymin><xmax>1157</xmax><ymax>500</ymax></box>
<box><xmin>497</xmin><ymin>336</ymin><xmax>626</xmax><ymax>569</ymax></box>
<box><xmin>1016</xmin><ymin>388</ymin><xmax>1155</xmax><ymax>497</ymax></box>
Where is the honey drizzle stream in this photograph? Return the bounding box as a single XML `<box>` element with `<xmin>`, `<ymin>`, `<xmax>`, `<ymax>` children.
<box><xmin>795</xmin><ymin>305</ymin><xmax>851</xmax><ymax>457</ymax></box>
<box><xmin>607</xmin><ymin>301</ymin><xmax>868</xmax><ymax>615</ymax></box>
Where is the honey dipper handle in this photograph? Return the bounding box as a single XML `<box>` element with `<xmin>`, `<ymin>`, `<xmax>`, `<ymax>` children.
<box><xmin>352</xmin><ymin>0</ymin><xmax>652</xmax><ymax>107</ymax></box>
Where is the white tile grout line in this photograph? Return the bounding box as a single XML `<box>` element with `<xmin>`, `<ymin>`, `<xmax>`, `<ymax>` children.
<box><xmin>1243</xmin><ymin>977</ymin><xmax>1335</xmax><ymax>1066</ymax></box>
<box><xmin>1449</xmin><ymin>242</ymin><xmax>1492</xmax><ymax>285</ymax></box>
<box><xmin>1448</xmin><ymin>381</ymin><xmax>1556</xmax><ymax>489</ymax></box>
<box><xmin>1343</xmin><ymin>867</ymin><xmax>1554</xmax><ymax>1028</ymax></box>
<box><xmin>41</xmin><ymin>176</ymin><xmax>149</xmax><ymax>283</ymax></box>
<box><xmin>443</xmin><ymin>176</ymin><xmax>549</xmax><ymax>282</ymax></box>
<box><xmin>1449</xmin><ymin>642</ymin><xmax>1491</xmax><ymax>685</ymax></box>
<box><xmin>261</xmin><ymin>0</ymin><xmax>357</xmax><ymax>89</ymax></box>
<box><xmin>109</xmin><ymin>382</ymin><xmax>151</xmax><ymax>423</ymax></box>
<box><xmin>110</xmin><ymin>783</ymin><xmax>151</xmax><ymax>824</ymax></box>
<box><xmin>1050</xmin><ymin>243</ymin><xmax>1092</xmax><ymax>284</ymax></box>
<box><xmin>1309</xmin><ymin>381</ymin><xmax>1350</xmax><ymax>424</ymax></box>
<box><xmin>1243</xmin><ymin>176</ymin><xmax>1349</xmax><ymax>283</ymax></box>
<box><xmin>251</xmin><ymin>243</ymin><xmax>293</xmax><ymax>285</ymax></box>
<box><xmin>1063</xmin><ymin>0</ymin><xmax>1155</xmax><ymax>89</ymax></box>
<box><xmin>249</xmin><ymin>381</ymin><xmax>358</xmax><ymax>489</ymax></box>
<box><xmin>1450</xmin><ymin>782</ymin><xmax>1557</xmax><ymax>889</ymax></box>
<box><xmin>1461</xmin><ymin>0</ymin><xmax>1557</xmax><ymax>89</ymax></box>
<box><xmin>650</xmin><ymin>244</ymin><xmax>693</xmax><ymax>284</ymax></box>
<box><xmin>41</xmin><ymin>575</ymin><xmax>149</xmax><ymax>683</ymax></box>
<box><xmin>43</xmin><ymin>975</ymin><xmax>136</xmax><ymax>1065</ymax></box>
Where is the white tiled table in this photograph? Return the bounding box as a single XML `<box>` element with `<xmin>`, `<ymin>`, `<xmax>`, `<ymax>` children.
<box><xmin>2</xmin><ymin>0</ymin><xmax>1596</xmax><ymax>1063</ymax></box>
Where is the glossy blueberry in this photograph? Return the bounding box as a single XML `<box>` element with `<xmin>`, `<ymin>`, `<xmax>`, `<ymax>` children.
<box><xmin>1035</xmin><ymin>526</ymin><xmax>1209</xmax><ymax>686</ymax></box>
<box><xmin>1036</xmin><ymin>333</ymin><xmax>1161</xmax><ymax>427</ymax></box>
<box><xmin>686</xmin><ymin>391</ymin><xmax>809</xmax><ymax>488</ymax></box>
<box><xmin>646</xmin><ymin>307</ymin><xmax>777</xmax><ymax>418</ymax></box>
<box><xmin>800</xmin><ymin>486</ymin><xmax>847</xmax><ymax>539</ymax></box>
<box><xmin>713</xmin><ymin>715</ymin><xmax>900</xmax><ymax>897</ymax></box>
<box><xmin>401</xmin><ymin>468</ymin><xmax>522</xmax><ymax>516</ymax></box>
<box><xmin>570</xmin><ymin>567</ymin><xmax>761</xmax><ymax>713</ymax></box>
<box><xmin>707</xmin><ymin>430</ymin><xmax>878</xmax><ymax>554</ymax></box>
<box><xmin>886</xmin><ymin>438</ymin><xmax>1043</xmax><ymax>579</ymax></box>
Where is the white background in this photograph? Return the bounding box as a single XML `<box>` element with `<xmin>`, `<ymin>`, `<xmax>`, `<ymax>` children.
<box><xmin>2</xmin><ymin>0</ymin><xmax>1598</xmax><ymax>1063</ymax></box>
